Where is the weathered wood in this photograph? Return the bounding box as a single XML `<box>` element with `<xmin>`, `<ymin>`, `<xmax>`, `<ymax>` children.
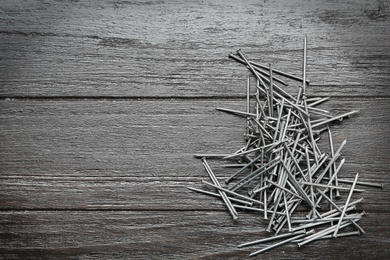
<box><xmin>0</xmin><ymin>0</ymin><xmax>389</xmax><ymax>97</ymax></box>
<box><xmin>0</xmin><ymin>99</ymin><xmax>389</xmax><ymax>211</ymax></box>
<box><xmin>0</xmin><ymin>211</ymin><xmax>389</xmax><ymax>259</ymax></box>
<box><xmin>1</xmin><ymin>99</ymin><xmax>389</xmax><ymax>171</ymax></box>
<box><xmin>0</xmin><ymin>0</ymin><xmax>389</xmax><ymax>259</ymax></box>
<box><xmin>0</xmin><ymin>172</ymin><xmax>387</xmax><ymax>211</ymax></box>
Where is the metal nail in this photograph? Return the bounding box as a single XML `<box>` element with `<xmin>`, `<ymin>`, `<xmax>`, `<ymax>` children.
<box><xmin>225</xmin><ymin>153</ymin><xmax>263</xmax><ymax>183</ymax></box>
<box><xmin>236</xmin><ymin>50</ymin><xmax>268</xmax><ymax>89</ymax></box>
<box><xmin>333</xmin><ymin>173</ymin><xmax>359</xmax><ymax>237</ymax></box>
<box><xmin>311</xmin><ymin>110</ymin><xmax>359</xmax><ymax>129</ymax></box>
<box><xmin>202</xmin><ymin>180</ymin><xmax>264</xmax><ymax>206</ymax></box>
<box><xmin>315</xmin><ymin>188</ymin><xmax>365</xmax><ymax>234</ymax></box>
<box><xmin>283</xmin><ymin>191</ymin><xmax>292</xmax><ymax>232</ymax></box>
<box><xmin>266</xmin><ymin>191</ymin><xmax>283</xmax><ymax>232</ymax></box>
<box><xmin>302</xmin><ymin>181</ymin><xmax>365</xmax><ymax>193</ymax></box>
<box><xmin>267</xmin><ymin>179</ymin><xmax>304</xmax><ymax>200</ymax></box>
<box><xmin>327</xmin><ymin>126</ymin><xmax>340</xmax><ymax>197</ymax></box>
<box><xmin>233</xmin><ymin>204</ymin><xmax>285</xmax><ymax>216</ymax></box>
<box><xmin>269</xmin><ymin>63</ymin><xmax>274</xmax><ymax>118</ymax></box>
<box><xmin>216</xmin><ymin>107</ymin><xmax>257</xmax><ymax>118</ymax></box>
<box><xmin>298</xmin><ymin>221</ymin><xmax>353</xmax><ymax>247</ymax></box>
<box><xmin>230</xmin><ymin>156</ymin><xmax>281</xmax><ymax>192</ymax></box>
<box><xmin>238</xmin><ymin>229</ymin><xmax>306</xmax><ymax>248</ymax></box>
<box><xmin>322</xmin><ymin>177</ymin><xmax>384</xmax><ymax>189</ymax></box>
<box><xmin>292</xmin><ymin>230</ymin><xmax>360</xmax><ymax>243</ymax></box>
<box><xmin>302</xmin><ymin>35</ymin><xmax>307</xmax><ymax>97</ymax></box>
<box><xmin>229</xmin><ymin>53</ymin><xmax>310</xmax><ymax>84</ymax></box>
<box><xmin>187</xmin><ymin>187</ymin><xmax>253</xmax><ymax>206</ymax></box>
<box><xmin>308</xmin><ymin>96</ymin><xmax>330</xmax><ymax>107</ymax></box>
<box><xmin>318</xmin><ymin>198</ymin><xmax>363</xmax><ymax>219</ymax></box>
<box><xmin>250</xmin><ymin>230</ymin><xmax>314</xmax><ymax>256</ymax></box>
<box><xmin>194</xmin><ymin>153</ymin><xmax>232</xmax><ymax>158</ymax></box>
<box><xmin>202</xmin><ymin>158</ymin><xmax>238</xmax><ymax>220</ymax></box>
<box><xmin>228</xmin><ymin>53</ymin><xmax>289</xmax><ymax>86</ymax></box>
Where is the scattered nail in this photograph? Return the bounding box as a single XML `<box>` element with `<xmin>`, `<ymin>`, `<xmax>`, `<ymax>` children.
<box><xmin>189</xmin><ymin>36</ymin><xmax>381</xmax><ymax>256</ymax></box>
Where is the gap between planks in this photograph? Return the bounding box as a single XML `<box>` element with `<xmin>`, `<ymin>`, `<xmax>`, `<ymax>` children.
<box><xmin>1</xmin><ymin>96</ymin><xmax>390</xmax><ymax>101</ymax></box>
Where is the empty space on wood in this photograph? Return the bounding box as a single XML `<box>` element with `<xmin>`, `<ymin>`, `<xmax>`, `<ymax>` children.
<box><xmin>0</xmin><ymin>0</ymin><xmax>389</xmax><ymax>97</ymax></box>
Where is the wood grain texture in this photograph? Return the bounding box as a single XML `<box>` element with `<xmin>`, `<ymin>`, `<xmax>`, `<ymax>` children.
<box><xmin>0</xmin><ymin>99</ymin><xmax>389</xmax><ymax>212</ymax></box>
<box><xmin>0</xmin><ymin>0</ymin><xmax>389</xmax><ymax>97</ymax></box>
<box><xmin>0</xmin><ymin>211</ymin><xmax>389</xmax><ymax>260</ymax></box>
<box><xmin>0</xmin><ymin>0</ymin><xmax>389</xmax><ymax>259</ymax></box>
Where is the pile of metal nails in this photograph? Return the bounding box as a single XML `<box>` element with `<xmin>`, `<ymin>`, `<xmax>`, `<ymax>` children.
<box><xmin>189</xmin><ymin>36</ymin><xmax>383</xmax><ymax>256</ymax></box>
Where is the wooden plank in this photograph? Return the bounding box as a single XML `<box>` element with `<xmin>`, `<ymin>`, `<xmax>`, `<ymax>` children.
<box><xmin>0</xmin><ymin>211</ymin><xmax>389</xmax><ymax>259</ymax></box>
<box><xmin>0</xmin><ymin>99</ymin><xmax>389</xmax><ymax>210</ymax></box>
<box><xmin>0</xmin><ymin>173</ymin><xmax>387</xmax><ymax>211</ymax></box>
<box><xmin>0</xmin><ymin>0</ymin><xmax>389</xmax><ymax>97</ymax></box>
<box><xmin>1</xmin><ymin>99</ymin><xmax>389</xmax><ymax>171</ymax></box>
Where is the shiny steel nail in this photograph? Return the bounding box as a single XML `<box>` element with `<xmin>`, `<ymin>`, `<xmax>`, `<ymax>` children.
<box><xmin>333</xmin><ymin>173</ymin><xmax>359</xmax><ymax>237</ymax></box>
<box><xmin>322</xmin><ymin>177</ymin><xmax>384</xmax><ymax>189</ymax></box>
<box><xmin>283</xmin><ymin>191</ymin><xmax>292</xmax><ymax>232</ymax></box>
<box><xmin>187</xmin><ymin>187</ymin><xmax>252</xmax><ymax>206</ymax></box>
<box><xmin>302</xmin><ymin>181</ymin><xmax>365</xmax><ymax>193</ymax></box>
<box><xmin>229</xmin><ymin>53</ymin><xmax>310</xmax><ymax>84</ymax></box>
<box><xmin>230</xmin><ymin>156</ymin><xmax>281</xmax><ymax>192</ymax></box>
<box><xmin>202</xmin><ymin>158</ymin><xmax>238</xmax><ymax>220</ymax></box>
<box><xmin>228</xmin><ymin>53</ymin><xmax>288</xmax><ymax>85</ymax></box>
<box><xmin>292</xmin><ymin>230</ymin><xmax>360</xmax><ymax>243</ymax></box>
<box><xmin>202</xmin><ymin>180</ymin><xmax>263</xmax><ymax>206</ymax></box>
<box><xmin>311</xmin><ymin>110</ymin><xmax>359</xmax><ymax>128</ymax></box>
<box><xmin>315</xmin><ymin>188</ymin><xmax>365</xmax><ymax>234</ymax></box>
<box><xmin>233</xmin><ymin>204</ymin><xmax>285</xmax><ymax>216</ymax></box>
<box><xmin>238</xmin><ymin>229</ymin><xmax>306</xmax><ymax>248</ymax></box>
<box><xmin>250</xmin><ymin>230</ymin><xmax>314</xmax><ymax>256</ymax></box>
<box><xmin>216</xmin><ymin>107</ymin><xmax>256</xmax><ymax>118</ymax></box>
<box><xmin>269</xmin><ymin>63</ymin><xmax>274</xmax><ymax>118</ymax></box>
<box><xmin>225</xmin><ymin>153</ymin><xmax>263</xmax><ymax>183</ymax></box>
<box><xmin>298</xmin><ymin>222</ymin><xmax>352</xmax><ymax>247</ymax></box>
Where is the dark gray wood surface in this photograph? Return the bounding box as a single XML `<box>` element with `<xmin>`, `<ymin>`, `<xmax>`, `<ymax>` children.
<box><xmin>0</xmin><ymin>0</ymin><xmax>389</xmax><ymax>259</ymax></box>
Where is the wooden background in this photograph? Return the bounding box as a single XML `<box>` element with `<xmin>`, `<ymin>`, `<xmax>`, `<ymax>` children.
<box><xmin>0</xmin><ymin>0</ymin><xmax>389</xmax><ymax>259</ymax></box>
